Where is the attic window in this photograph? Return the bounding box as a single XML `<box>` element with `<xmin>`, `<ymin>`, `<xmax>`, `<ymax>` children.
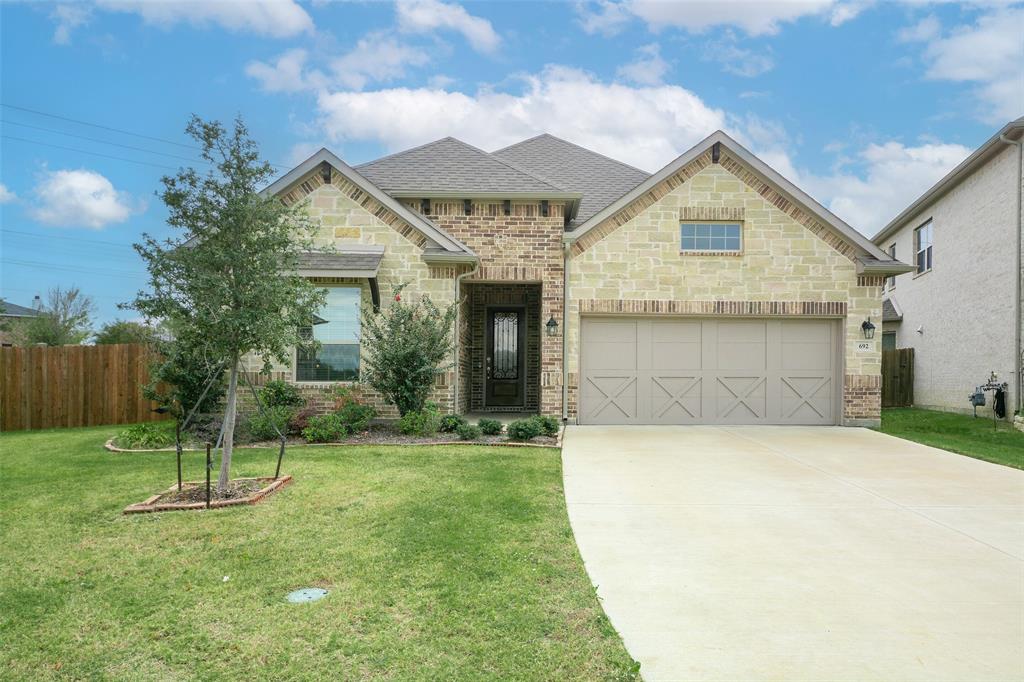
<box><xmin>681</xmin><ymin>222</ymin><xmax>741</xmax><ymax>253</ymax></box>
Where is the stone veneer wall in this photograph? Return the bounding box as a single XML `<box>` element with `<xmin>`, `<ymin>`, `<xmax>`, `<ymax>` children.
<box><xmin>243</xmin><ymin>168</ymin><xmax>568</xmax><ymax>418</ymax></box>
<box><xmin>567</xmin><ymin>152</ymin><xmax>883</xmax><ymax>425</ymax></box>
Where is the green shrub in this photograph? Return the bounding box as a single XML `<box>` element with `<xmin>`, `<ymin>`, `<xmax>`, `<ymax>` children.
<box><xmin>439</xmin><ymin>414</ymin><xmax>467</xmax><ymax>433</ymax></box>
<box><xmin>506</xmin><ymin>417</ymin><xmax>543</xmax><ymax>441</ymax></box>
<box><xmin>115</xmin><ymin>422</ymin><xmax>176</xmax><ymax>449</ymax></box>
<box><xmin>259</xmin><ymin>380</ymin><xmax>306</xmax><ymax>408</ymax></box>
<box><xmin>337</xmin><ymin>401</ymin><xmax>377</xmax><ymax>433</ymax></box>
<box><xmin>302</xmin><ymin>413</ymin><xmax>350</xmax><ymax>443</ymax></box>
<box><xmin>288</xmin><ymin>407</ymin><xmax>318</xmax><ymax>436</ymax></box>
<box><xmin>456</xmin><ymin>423</ymin><xmax>481</xmax><ymax>440</ymax></box>
<box><xmin>248</xmin><ymin>405</ymin><xmax>294</xmax><ymax>441</ymax></box>
<box><xmin>478</xmin><ymin>418</ymin><xmax>503</xmax><ymax>436</ymax></box>
<box><xmin>532</xmin><ymin>414</ymin><xmax>561</xmax><ymax>437</ymax></box>
<box><xmin>397</xmin><ymin>402</ymin><xmax>441</xmax><ymax>436</ymax></box>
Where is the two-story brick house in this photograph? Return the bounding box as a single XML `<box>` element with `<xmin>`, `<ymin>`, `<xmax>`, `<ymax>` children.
<box><xmin>873</xmin><ymin>118</ymin><xmax>1024</xmax><ymax>417</ymax></box>
<box><xmin>253</xmin><ymin>130</ymin><xmax>910</xmax><ymax>426</ymax></box>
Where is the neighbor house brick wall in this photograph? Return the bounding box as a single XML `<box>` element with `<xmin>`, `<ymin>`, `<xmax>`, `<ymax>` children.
<box><xmin>568</xmin><ymin>159</ymin><xmax>882</xmax><ymax>425</ymax></box>
<box><xmin>880</xmin><ymin>142</ymin><xmax>1020</xmax><ymax>415</ymax></box>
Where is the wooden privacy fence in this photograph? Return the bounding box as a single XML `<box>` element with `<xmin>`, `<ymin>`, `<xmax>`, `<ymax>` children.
<box><xmin>881</xmin><ymin>348</ymin><xmax>914</xmax><ymax>408</ymax></box>
<box><xmin>0</xmin><ymin>344</ymin><xmax>168</xmax><ymax>431</ymax></box>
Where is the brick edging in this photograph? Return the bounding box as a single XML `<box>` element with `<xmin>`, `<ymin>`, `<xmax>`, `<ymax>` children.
<box><xmin>123</xmin><ymin>476</ymin><xmax>293</xmax><ymax>514</ymax></box>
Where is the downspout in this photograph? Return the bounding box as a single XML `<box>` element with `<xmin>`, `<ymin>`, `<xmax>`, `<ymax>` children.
<box><xmin>453</xmin><ymin>260</ymin><xmax>480</xmax><ymax>414</ymax></box>
<box><xmin>562</xmin><ymin>240</ymin><xmax>571</xmax><ymax>422</ymax></box>
<box><xmin>1000</xmin><ymin>132</ymin><xmax>1023</xmax><ymax>415</ymax></box>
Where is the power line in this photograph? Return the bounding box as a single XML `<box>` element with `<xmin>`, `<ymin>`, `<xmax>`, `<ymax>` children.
<box><xmin>2</xmin><ymin>120</ymin><xmax>212</xmax><ymax>165</ymax></box>
<box><xmin>1</xmin><ymin>102</ymin><xmax>201</xmax><ymax>151</ymax></box>
<box><xmin>2</xmin><ymin>135</ymin><xmax>182</xmax><ymax>171</ymax></box>
<box><xmin>1</xmin><ymin>103</ymin><xmax>289</xmax><ymax>169</ymax></box>
<box><xmin>1</xmin><ymin>227</ymin><xmax>139</xmax><ymax>248</ymax></box>
<box><xmin>3</xmin><ymin>258</ymin><xmax>146</xmax><ymax>279</ymax></box>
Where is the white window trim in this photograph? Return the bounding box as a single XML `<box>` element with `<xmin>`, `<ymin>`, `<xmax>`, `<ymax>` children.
<box><xmin>914</xmin><ymin>219</ymin><xmax>933</xmax><ymax>277</ymax></box>
<box><xmin>680</xmin><ymin>221</ymin><xmax>744</xmax><ymax>255</ymax></box>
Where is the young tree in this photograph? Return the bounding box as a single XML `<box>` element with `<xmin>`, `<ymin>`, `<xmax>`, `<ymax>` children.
<box><xmin>94</xmin><ymin>319</ymin><xmax>160</xmax><ymax>345</ymax></box>
<box><xmin>129</xmin><ymin>115</ymin><xmax>325</xmax><ymax>492</ymax></box>
<box><xmin>10</xmin><ymin>286</ymin><xmax>94</xmax><ymax>346</ymax></box>
<box><xmin>360</xmin><ymin>285</ymin><xmax>458</xmax><ymax>416</ymax></box>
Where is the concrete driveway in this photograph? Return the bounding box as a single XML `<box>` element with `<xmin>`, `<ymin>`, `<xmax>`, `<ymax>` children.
<box><xmin>562</xmin><ymin>426</ymin><xmax>1024</xmax><ymax>682</ymax></box>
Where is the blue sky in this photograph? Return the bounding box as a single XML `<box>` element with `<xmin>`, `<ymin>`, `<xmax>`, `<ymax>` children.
<box><xmin>1</xmin><ymin>0</ymin><xmax>1022</xmax><ymax>327</ymax></box>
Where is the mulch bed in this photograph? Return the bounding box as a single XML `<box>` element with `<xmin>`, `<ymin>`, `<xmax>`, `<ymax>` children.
<box><xmin>108</xmin><ymin>423</ymin><xmax>561</xmax><ymax>452</ymax></box>
<box><xmin>123</xmin><ymin>476</ymin><xmax>292</xmax><ymax>514</ymax></box>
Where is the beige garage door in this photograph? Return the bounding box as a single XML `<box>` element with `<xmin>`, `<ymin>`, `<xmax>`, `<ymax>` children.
<box><xmin>579</xmin><ymin>317</ymin><xmax>840</xmax><ymax>425</ymax></box>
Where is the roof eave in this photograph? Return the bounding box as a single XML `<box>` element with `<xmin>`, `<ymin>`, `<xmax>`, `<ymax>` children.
<box><xmin>261</xmin><ymin>148</ymin><xmax>476</xmax><ymax>256</ymax></box>
<box><xmin>872</xmin><ymin>118</ymin><xmax>1024</xmax><ymax>244</ymax></box>
<box><xmin>857</xmin><ymin>258</ymin><xmax>916</xmax><ymax>276</ymax></box>
<box><xmin>566</xmin><ymin>130</ymin><xmax>893</xmax><ymax>261</ymax></box>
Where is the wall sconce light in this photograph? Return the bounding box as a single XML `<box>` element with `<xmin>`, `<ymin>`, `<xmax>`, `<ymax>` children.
<box><xmin>861</xmin><ymin>317</ymin><xmax>876</xmax><ymax>339</ymax></box>
<box><xmin>546</xmin><ymin>316</ymin><xmax>559</xmax><ymax>337</ymax></box>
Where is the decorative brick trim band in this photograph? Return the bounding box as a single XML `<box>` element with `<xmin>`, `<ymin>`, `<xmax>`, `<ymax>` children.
<box><xmin>718</xmin><ymin>153</ymin><xmax>859</xmax><ymax>263</ymax></box>
<box><xmin>405</xmin><ymin>199</ymin><xmax>566</xmax><ymax>219</ymax></box>
<box><xmin>856</xmin><ymin>275</ymin><xmax>885</xmax><ymax>287</ymax></box>
<box><xmin>278</xmin><ymin>169</ymin><xmax>432</xmax><ymax>249</ymax></box>
<box><xmin>468</xmin><ymin>265</ymin><xmax>545</xmax><ymax>282</ymax></box>
<box><xmin>572</xmin><ymin>151</ymin><xmax>713</xmax><ymax>255</ymax></box>
<box><xmin>578</xmin><ymin>299</ymin><xmax>848</xmax><ymax>317</ymax></box>
<box><xmin>681</xmin><ymin>206</ymin><xmax>745</xmax><ymax>221</ymax></box>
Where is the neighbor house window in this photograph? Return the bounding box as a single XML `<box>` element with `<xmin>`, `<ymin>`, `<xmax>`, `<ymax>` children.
<box><xmin>882</xmin><ymin>331</ymin><xmax>897</xmax><ymax>351</ymax></box>
<box><xmin>296</xmin><ymin>287</ymin><xmax>360</xmax><ymax>381</ymax></box>
<box><xmin>886</xmin><ymin>244</ymin><xmax>896</xmax><ymax>290</ymax></box>
<box><xmin>914</xmin><ymin>220</ymin><xmax>933</xmax><ymax>274</ymax></box>
<box><xmin>681</xmin><ymin>222</ymin><xmax>742</xmax><ymax>253</ymax></box>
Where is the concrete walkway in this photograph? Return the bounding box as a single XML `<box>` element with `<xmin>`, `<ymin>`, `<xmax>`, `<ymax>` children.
<box><xmin>562</xmin><ymin>426</ymin><xmax>1024</xmax><ymax>681</ymax></box>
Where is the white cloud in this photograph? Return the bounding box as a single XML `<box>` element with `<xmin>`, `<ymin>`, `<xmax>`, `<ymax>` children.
<box><xmin>0</xmin><ymin>183</ymin><xmax>16</xmax><ymax>204</ymax></box>
<box><xmin>802</xmin><ymin>140</ymin><xmax>971</xmax><ymax>235</ymax></box>
<box><xmin>92</xmin><ymin>0</ymin><xmax>313</xmax><ymax>38</ymax></box>
<box><xmin>247</xmin><ymin>36</ymin><xmax>431</xmax><ymax>93</ymax></box>
<box><xmin>897</xmin><ymin>14</ymin><xmax>941</xmax><ymax>43</ymax></box>
<box><xmin>316</xmin><ymin>65</ymin><xmax>729</xmax><ymax>171</ymax></box>
<box><xmin>576</xmin><ymin>0</ymin><xmax>634</xmax><ymax>35</ymax></box>
<box><xmin>331</xmin><ymin>33</ymin><xmax>431</xmax><ymax>90</ymax></box>
<box><xmin>903</xmin><ymin>8</ymin><xmax>1024</xmax><ymax>124</ymax></box>
<box><xmin>616</xmin><ymin>0</ymin><xmax>844</xmax><ymax>36</ymax></box>
<box><xmin>246</xmin><ymin>48</ymin><xmax>326</xmax><ymax>93</ymax></box>
<box><xmin>51</xmin><ymin>3</ymin><xmax>92</xmax><ymax>44</ymax></box>
<box><xmin>616</xmin><ymin>43</ymin><xmax>669</xmax><ymax>85</ymax></box>
<box><xmin>702</xmin><ymin>34</ymin><xmax>774</xmax><ymax>77</ymax></box>
<box><xmin>396</xmin><ymin>0</ymin><xmax>501</xmax><ymax>53</ymax></box>
<box><xmin>29</xmin><ymin>169</ymin><xmax>139</xmax><ymax>229</ymax></box>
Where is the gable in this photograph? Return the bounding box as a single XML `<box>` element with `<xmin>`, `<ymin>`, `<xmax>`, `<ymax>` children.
<box><xmin>568</xmin><ymin>131</ymin><xmax>899</xmax><ymax>269</ymax></box>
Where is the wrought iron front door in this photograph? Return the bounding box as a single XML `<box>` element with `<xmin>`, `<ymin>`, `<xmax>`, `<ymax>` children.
<box><xmin>485</xmin><ymin>307</ymin><xmax>526</xmax><ymax>407</ymax></box>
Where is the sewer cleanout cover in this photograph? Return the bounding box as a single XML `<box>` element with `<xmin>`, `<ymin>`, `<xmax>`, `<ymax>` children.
<box><xmin>286</xmin><ymin>587</ymin><xmax>329</xmax><ymax>604</ymax></box>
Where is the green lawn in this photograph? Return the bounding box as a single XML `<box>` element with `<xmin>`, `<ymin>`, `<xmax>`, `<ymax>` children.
<box><xmin>0</xmin><ymin>427</ymin><xmax>638</xmax><ymax>681</ymax></box>
<box><xmin>877</xmin><ymin>408</ymin><xmax>1024</xmax><ymax>470</ymax></box>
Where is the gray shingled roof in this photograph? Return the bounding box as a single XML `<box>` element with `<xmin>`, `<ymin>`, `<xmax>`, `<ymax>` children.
<box><xmin>492</xmin><ymin>134</ymin><xmax>651</xmax><ymax>226</ymax></box>
<box><xmin>355</xmin><ymin>137</ymin><xmax>567</xmax><ymax>195</ymax></box>
<box><xmin>297</xmin><ymin>250</ymin><xmax>383</xmax><ymax>274</ymax></box>
<box><xmin>1</xmin><ymin>300</ymin><xmax>40</xmax><ymax>317</ymax></box>
<box><xmin>882</xmin><ymin>299</ymin><xmax>902</xmax><ymax>323</ymax></box>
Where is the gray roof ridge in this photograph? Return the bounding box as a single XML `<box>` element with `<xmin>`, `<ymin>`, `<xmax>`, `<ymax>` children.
<box><xmin>493</xmin><ymin>132</ymin><xmax>653</xmax><ymax>177</ymax></box>
<box><xmin>352</xmin><ymin>136</ymin><xmax>461</xmax><ymax>170</ymax></box>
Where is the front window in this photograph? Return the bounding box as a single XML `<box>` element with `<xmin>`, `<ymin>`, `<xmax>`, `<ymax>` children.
<box><xmin>681</xmin><ymin>222</ymin><xmax>742</xmax><ymax>253</ymax></box>
<box><xmin>297</xmin><ymin>286</ymin><xmax>360</xmax><ymax>381</ymax></box>
<box><xmin>914</xmin><ymin>220</ymin><xmax>933</xmax><ymax>274</ymax></box>
<box><xmin>886</xmin><ymin>244</ymin><xmax>896</xmax><ymax>290</ymax></box>
<box><xmin>882</xmin><ymin>331</ymin><xmax>897</xmax><ymax>351</ymax></box>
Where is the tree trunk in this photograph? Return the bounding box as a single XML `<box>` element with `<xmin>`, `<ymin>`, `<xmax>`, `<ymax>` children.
<box><xmin>218</xmin><ymin>357</ymin><xmax>239</xmax><ymax>493</ymax></box>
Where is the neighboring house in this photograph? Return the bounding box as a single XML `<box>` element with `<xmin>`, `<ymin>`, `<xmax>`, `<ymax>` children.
<box><xmin>252</xmin><ymin>131</ymin><xmax>909</xmax><ymax>426</ymax></box>
<box><xmin>873</xmin><ymin>118</ymin><xmax>1024</xmax><ymax>417</ymax></box>
<box><xmin>0</xmin><ymin>298</ymin><xmax>41</xmax><ymax>347</ymax></box>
